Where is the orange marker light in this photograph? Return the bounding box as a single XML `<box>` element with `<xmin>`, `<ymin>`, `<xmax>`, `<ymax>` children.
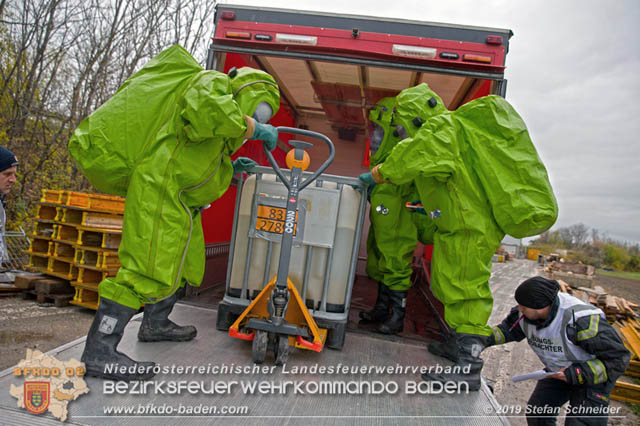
<box><xmin>462</xmin><ymin>54</ymin><xmax>492</xmax><ymax>64</ymax></box>
<box><xmin>286</xmin><ymin>149</ymin><xmax>310</xmax><ymax>171</ymax></box>
<box><xmin>226</xmin><ymin>31</ymin><xmax>252</xmax><ymax>39</ymax></box>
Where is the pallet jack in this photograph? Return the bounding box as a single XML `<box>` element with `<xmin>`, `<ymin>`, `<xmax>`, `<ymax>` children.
<box><xmin>229</xmin><ymin>127</ymin><xmax>336</xmax><ymax>365</ymax></box>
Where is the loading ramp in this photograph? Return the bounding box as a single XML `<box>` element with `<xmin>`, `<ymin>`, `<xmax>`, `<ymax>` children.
<box><xmin>0</xmin><ymin>304</ymin><xmax>512</xmax><ymax>425</ymax></box>
<box><xmin>0</xmin><ymin>259</ymin><xmax>544</xmax><ymax>425</ymax></box>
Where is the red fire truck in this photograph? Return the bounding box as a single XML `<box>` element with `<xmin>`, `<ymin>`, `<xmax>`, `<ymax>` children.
<box><xmin>198</xmin><ymin>3</ymin><xmax>512</xmax><ymax>345</ymax></box>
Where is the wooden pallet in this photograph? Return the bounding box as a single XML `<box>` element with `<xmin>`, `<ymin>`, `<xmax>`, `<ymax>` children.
<box><xmin>69</xmin><ymin>285</ymin><xmax>99</xmax><ymax>310</ymax></box>
<box><xmin>21</xmin><ymin>290</ymin><xmax>74</xmax><ymax>307</ymax></box>
<box><xmin>619</xmin><ymin>325</ymin><xmax>640</xmax><ymax>360</ymax></box>
<box><xmin>611</xmin><ymin>381</ymin><xmax>640</xmax><ymax>404</ymax></box>
<box><xmin>34</xmin><ymin>277</ymin><xmax>73</xmax><ymax>295</ymax></box>
<box><xmin>27</xmin><ymin>253</ymin><xmax>50</xmax><ymax>270</ymax></box>
<box><xmin>28</xmin><ymin>190</ymin><xmax>124</xmax><ymax>310</ymax></box>
<box><xmin>36</xmin><ymin>204</ymin><xmax>57</xmax><ymax>221</ymax></box>
<box><xmin>13</xmin><ymin>273</ymin><xmax>48</xmax><ymax>290</ymax></box>
<box><xmin>41</xmin><ymin>189</ymin><xmax>125</xmax><ymax>214</ymax></box>
<box><xmin>46</xmin><ymin>258</ymin><xmax>78</xmax><ymax>281</ymax></box>
<box><xmin>74</xmin><ymin>265</ymin><xmax>117</xmax><ymax>285</ymax></box>
<box><xmin>25</xmin><ymin>238</ymin><xmax>50</xmax><ymax>256</ymax></box>
<box><xmin>74</xmin><ymin>247</ymin><xmax>119</xmax><ymax>269</ymax></box>
<box><xmin>77</xmin><ymin>228</ymin><xmax>122</xmax><ymax>249</ymax></box>
<box><xmin>59</xmin><ymin>209</ymin><xmax>123</xmax><ymax>230</ymax></box>
<box><xmin>557</xmin><ymin>279</ymin><xmax>638</xmax><ymax>323</ymax></box>
<box><xmin>626</xmin><ymin>360</ymin><xmax>640</xmax><ymax>378</ymax></box>
<box><xmin>32</xmin><ymin>221</ymin><xmax>55</xmax><ymax>239</ymax></box>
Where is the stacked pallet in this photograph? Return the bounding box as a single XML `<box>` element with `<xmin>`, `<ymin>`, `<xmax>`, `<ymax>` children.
<box><xmin>14</xmin><ymin>272</ymin><xmax>75</xmax><ymax>306</ymax></box>
<box><xmin>25</xmin><ymin>190</ymin><xmax>125</xmax><ymax>310</ymax></box>
<box><xmin>547</xmin><ymin>261</ymin><xmax>595</xmax><ymax>288</ymax></box>
<box><xmin>557</xmin><ymin>279</ymin><xmax>640</xmax><ymax>403</ymax></box>
<box><xmin>557</xmin><ymin>280</ymin><xmax>639</xmax><ymax>323</ymax></box>
<box><xmin>611</xmin><ymin>322</ymin><xmax>640</xmax><ymax>404</ymax></box>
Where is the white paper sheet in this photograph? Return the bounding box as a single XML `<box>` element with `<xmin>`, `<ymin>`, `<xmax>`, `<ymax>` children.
<box><xmin>512</xmin><ymin>369</ymin><xmax>557</xmax><ymax>382</ymax></box>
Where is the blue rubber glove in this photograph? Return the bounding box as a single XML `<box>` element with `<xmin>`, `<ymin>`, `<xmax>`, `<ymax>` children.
<box><xmin>358</xmin><ymin>172</ymin><xmax>376</xmax><ymax>186</ymax></box>
<box><xmin>232</xmin><ymin>157</ymin><xmax>258</xmax><ymax>174</ymax></box>
<box><xmin>358</xmin><ymin>172</ymin><xmax>377</xmax><ymax>198</ymax></box>
<box><xmin>252</xmin><ymin>122</ymin><xmax>279</xmax><ymax>151</ymax></box>
<box><xmin>407</xmin><ymin>200</ymin><xmax>427</xmax><ymax>215</ymax></box>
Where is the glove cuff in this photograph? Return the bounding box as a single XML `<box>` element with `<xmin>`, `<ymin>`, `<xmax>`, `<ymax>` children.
<box><xmin>371</xmin><ymin>164</ymin><xmax>390</xmax><ymax>184</ymax></box>
<box><xmin>244</xmin><ymin>115</ymin><xmax>256</xmax><ymax>139</ymax></box>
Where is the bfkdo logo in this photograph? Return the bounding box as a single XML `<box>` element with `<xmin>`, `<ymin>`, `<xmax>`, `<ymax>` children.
<box><xmin>10</xmin><ymin>349</ymin><xmax>90</xmax><ymax>422</ymax></box>
<box><xmin>24</xmin><ymin>382</ymin><xmax>50</xmax><ymax>415</ymax></box>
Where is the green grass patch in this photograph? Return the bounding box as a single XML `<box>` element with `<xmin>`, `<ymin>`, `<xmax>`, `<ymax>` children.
<box><xmin>597</xmin><ymin>269</ymin><xmax>640</xmax><ymax>281</ymax></box>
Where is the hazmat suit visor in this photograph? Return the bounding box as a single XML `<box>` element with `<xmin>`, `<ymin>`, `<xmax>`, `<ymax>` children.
<box><xmin>230</xmin><ymin>67</ymin><xmax>280</xmax><ymax>121</ymax></box>
<box><xmin>368</xmin><ymin>121</ymin><xmax>385</xmax><ymax>155</ymax></box>
<box><xmin>252</xmin><ymin>101</ymin><xmax>273</xmax><ymax>124</ymax></box>
<box><xmin>396</xmin><ymin>125</ymin><xmax>408</xmax><ymax>140</ymax></box>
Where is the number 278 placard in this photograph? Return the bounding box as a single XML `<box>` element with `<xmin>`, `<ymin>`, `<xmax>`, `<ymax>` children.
<box><xmin>256</xmin><ymin>205</ymin><xmax>298</xmax><ymax>235</ymax></box>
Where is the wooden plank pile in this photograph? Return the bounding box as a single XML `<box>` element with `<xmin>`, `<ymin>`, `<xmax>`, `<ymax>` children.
<box><xmin>547</xmin><ymin>261</ymin><xmax>595</xmax><ymax>288</ymax></box>
<box><xmin>610</xmin><ymin>381</ymin><xmax>640</xmax><ymax>405</ymax></box>
<box><xmin>556</xmin><ymin>278</ymin><xmax>640</xmax><ymax>403</ymax></box>
<box><xmin>557</xmin><ymin>279</ymin><xmax>639</xmax><ymax>323</ymax></box>
<box><xmin>24</xmin><ymin>189</ymin><xmax>125</xmax><ymax>310</ymax></box>
<box><xmin>14</xmin><ymin>273</ymin><xmax>74</xmax><ymax>307</ymax></box>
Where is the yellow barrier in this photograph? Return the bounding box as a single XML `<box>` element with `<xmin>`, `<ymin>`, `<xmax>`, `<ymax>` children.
<box><xmin>527</xmin><ymin>248</ymin><xmax>541</xmax><ymax>261</ymax></box>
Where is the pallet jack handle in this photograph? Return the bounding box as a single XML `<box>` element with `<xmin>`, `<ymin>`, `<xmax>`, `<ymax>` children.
<box><xmin>262</xmin><ymin>127</ymin><xmax>335</xmax><ymax>191</ymax></box>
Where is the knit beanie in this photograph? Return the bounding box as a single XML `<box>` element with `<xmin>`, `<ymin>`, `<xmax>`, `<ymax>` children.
<box><xmin>515</xmin><ymin>276</ymin><xmax>559</xmax><ymax>309</ymax></box>
<box><xmin>0</xmin><ymin>147</ymin><xmax>19</xmax><ymax>172</ymax></box>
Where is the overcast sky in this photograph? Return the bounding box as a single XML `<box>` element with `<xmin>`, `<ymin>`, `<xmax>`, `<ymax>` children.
<box><xmin>223</xmin><ymin>0</ymin><xmax>640</xmax><ymax>244</ymax></box>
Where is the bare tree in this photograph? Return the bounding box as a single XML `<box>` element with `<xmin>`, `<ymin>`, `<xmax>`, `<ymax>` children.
<box><xmin>0</xmin><ymin>0</ymin><xmax>217</xmax><ymax>229</ymax></box>
<box><xmin>557</xmin><ymin>227</ymin><xmax>573</xmax><ymax>248</ymax></box>
<box><xmin>568</xmin><ymin>223</ymin><xmax>589</xmax><ymax>248</ymax></box>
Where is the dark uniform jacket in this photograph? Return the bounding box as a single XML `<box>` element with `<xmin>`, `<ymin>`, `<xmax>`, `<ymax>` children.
<box><xmin>492</xmin><ymin>295</ymin><xmax>630</xmax><ymax>388</ymax></box>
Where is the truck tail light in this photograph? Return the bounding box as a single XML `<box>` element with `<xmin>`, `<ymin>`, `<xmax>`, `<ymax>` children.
<box><xmin>226</xmin><ymin>32</ymin><xmax>252</xmax><ymax>40</ymax></box>
<box><xmin>275</xmin><ymin>34</ymin><xmax>318</xmax><ymax>46</ymax></box>
<box><xmin>486</xmin><ymin>35</ymin><xmax>503</xmax><ymax>45</ymax></box>
<box><xmin>392</xmin><ymin>44</ymin><xmax>437</xmax><ymax>59</ymax></box>
<box><xmin>463</xmin><ymin>54</ymin><xmax>492</xmax><ymax>64</ymax></box>
<box><xmin>220</xmin><ymin>11</ymin><xmax>235</xmax><ymax>20</ymax></box>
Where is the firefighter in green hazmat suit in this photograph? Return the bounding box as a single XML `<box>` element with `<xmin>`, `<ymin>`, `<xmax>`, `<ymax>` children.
<box><xmin>68</xmin><ymin>45</ymin><xmax>281</xmax><ymax>381</ymax></box>
<box><xmin>359</xmin><ymin>89</ymin><xmax>439</xmax><ymax>334</ymax></box>
<box><xmin>361</xmin><ymin>89</ymin><xmax>557</xmax><ymax>391</ymax></box>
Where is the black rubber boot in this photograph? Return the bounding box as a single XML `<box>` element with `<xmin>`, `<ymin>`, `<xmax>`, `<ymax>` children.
<box><xmin>377</xmin><ymin>290</ymin><xmax>407</xmax><ymax>334</ymax></box>
<box><xmin>429</xmin><ymin>330</ymin><xmax>495</xmax><ymax>363</ymax></box>
<box><xmin>138</xmin><ymin>291</ymin><xmax>197</xmax><ymax>342</ymax></box>
<box><xmin>81</xmin><ymin>297</ymin><xmax>156</xmax><ymax>381</ymax></box>
<box><xmin>428</xmin><ymin>331</ymin><xmax>461</xmax><ymax>363</ymax></box>
<box><xmin>421</xmin><ymin>333</ymin><xmax>493</xmax><ymax>391</ymax></box>
<box><xmin>359</xmin><ymin>282</ymin><xmax>390</xmax><ymax>323</ymax></box>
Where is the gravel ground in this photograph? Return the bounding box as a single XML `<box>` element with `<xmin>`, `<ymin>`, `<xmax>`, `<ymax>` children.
<box><xmin>1</xmin><ymin>260</ymin><xmax>638</xmax><ymax>425</ymax></box>
<box><xmin>593</xmin><ymin>273</ymin><xmax>640</xmax><ymax>306</ymax></box>
<box><xmin>0</xmin><ymin>296</ymin><xmax>94</xmax><ymax>371</ymax></box>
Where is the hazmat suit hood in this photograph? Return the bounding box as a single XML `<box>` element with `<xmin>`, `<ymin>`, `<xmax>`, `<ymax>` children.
<box><xmin>368</xmin><ymin>97</ymin><xmax>398</xmax><ymax>167</ymax></box>
<box><xmin>393</xmin><ymin>83</ymin><xmax>447</xmax><ymax>140</ymax></box>
<box><xmin>229</xmin><ymin>67</ymin><xmax>280</xmax><ymax>122</ymax></box>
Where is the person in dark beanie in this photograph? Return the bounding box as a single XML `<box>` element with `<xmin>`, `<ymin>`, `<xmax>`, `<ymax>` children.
<box><xmin>486</xmin><ymin>276</ymin><xmax>630</xmax><ymax>425</ymax></box>
<box><xmin>0</xmin><ymin>146</ymin><xmax>19</xmax><ymax>267</ymax></box>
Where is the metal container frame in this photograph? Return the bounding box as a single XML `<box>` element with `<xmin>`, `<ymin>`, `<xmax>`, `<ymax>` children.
<box><xmin>216</xmin><ymin>166</ymin><xmax>367</xmax><ymax>349</ymax></box>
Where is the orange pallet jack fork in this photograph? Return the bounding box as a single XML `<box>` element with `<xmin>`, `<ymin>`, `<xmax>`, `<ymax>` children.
<box><xmin>229</xmin><ymin>127</ymin><xmax>335</xmax><ymax>365</ymax></box>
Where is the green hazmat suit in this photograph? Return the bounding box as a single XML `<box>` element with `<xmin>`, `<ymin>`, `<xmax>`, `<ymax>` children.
<box><xmin>378</xmin><ymin>94</ymin><xmax>557</xmax><ymax>336</ymax></box>
<box><xmin>365</xmin><ymin>89</ymin><xmax>440</xmax><ymax>291</ymax></box>
<box><xmin>69</xmin><ymin>45</ymin><xmax>280</xmax><ymax>310</ymax></box>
